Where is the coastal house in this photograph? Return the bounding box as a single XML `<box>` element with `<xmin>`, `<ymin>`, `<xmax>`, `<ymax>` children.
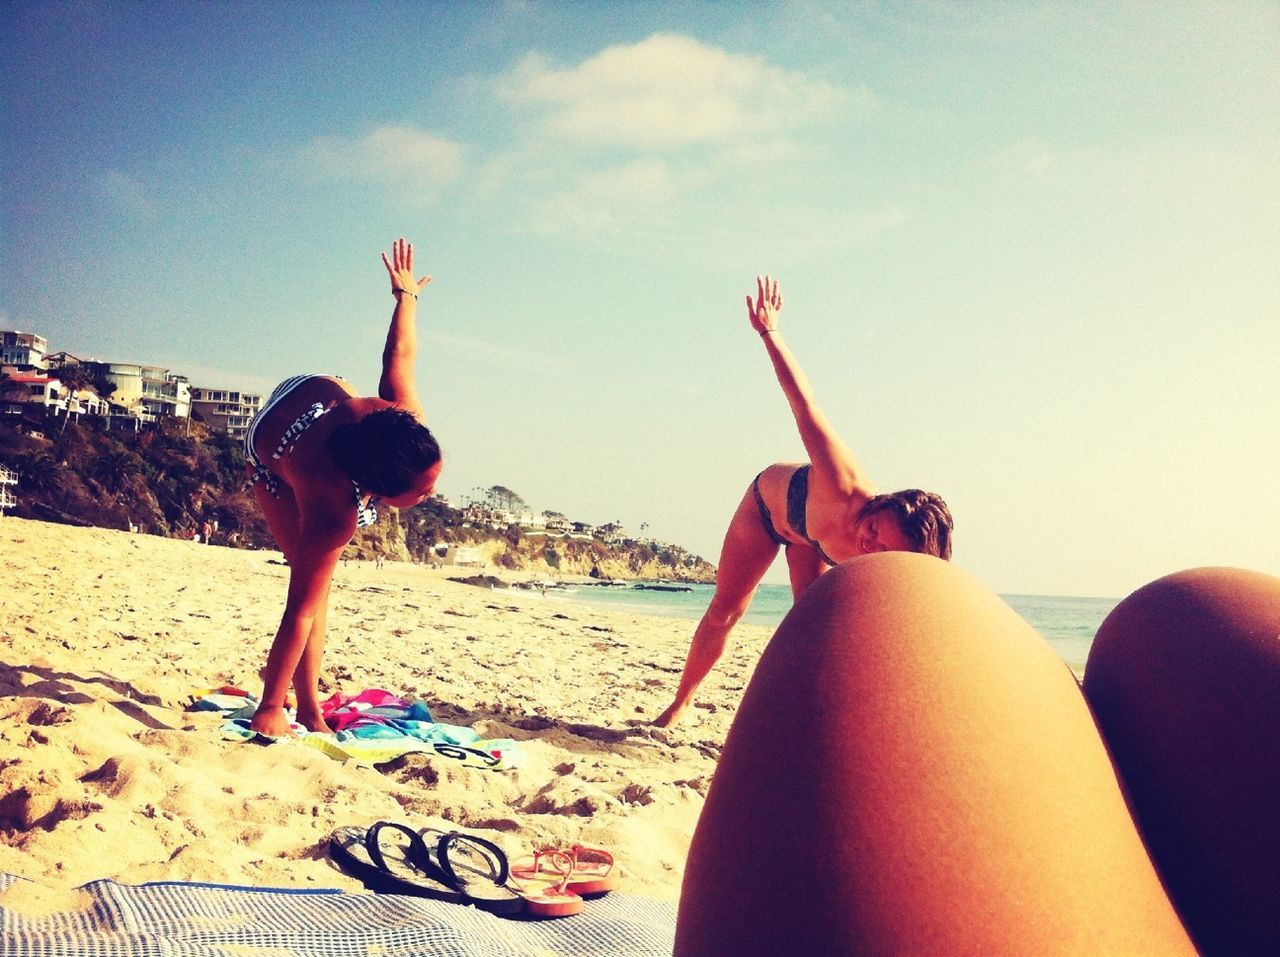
<box><xmin>0</xmin><ymin>372</ymin><xmax>109</xmax><ymax>420</ymax></box>
<box><xmin>594</xmin><ymin>521</ymin><xmax>627</xmax><ymax>544</ymax></box>
<box><xmin>77</xmin><ymin>360</ymin><xmax>192</xmax><ymax>423</ymax></box>
<box><xmin>189</xmin><ymin>387</ymin><xmax>263</xmax><ymax>438</ymax></box>
<box><xmin>443</xmin><ymin>545</ymin><xmax>482</xmax><ymax>566</ymax></box>
<box><xmin>0</xmin><ymin>330</ymin><xmax>48</xmax><ymax>371</ymax></box>
<box><xmin>516</xmin><ymin>510</ymin><xmax>547</xmax><ymax>530</ymax></box>
<box><xmin>462</xmin><ymin>504</ymin><xmax>514</xmax><ymax>529</ymax></box>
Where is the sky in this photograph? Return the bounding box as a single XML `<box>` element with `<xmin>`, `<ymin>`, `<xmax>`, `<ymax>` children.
<box><xmin>3</xmin><ymin>1</ymin><xmax>1277</xmax><ymax>597</ymax></box>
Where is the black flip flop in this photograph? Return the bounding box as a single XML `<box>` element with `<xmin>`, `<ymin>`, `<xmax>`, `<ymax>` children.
<box><xmin>416</xmin><ymin>827</ymin><xmax>525</xmax><ymax>917</ymax></box>
<box><xmin>328</xmin><ymin>823</ymin><xmax>464</xmax><ymax>902</ymax></box>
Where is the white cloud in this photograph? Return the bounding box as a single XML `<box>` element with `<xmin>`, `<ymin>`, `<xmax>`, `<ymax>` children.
<box><xmin>527</xmin><ymin>158</ymin><xmax>682</xmax><ymax>237</ymax></box>
<box><xmin>300</xmin><ymin>125</ymin><xmax>464</xmax><ymax>196</ymax></box>
<box><xmin>498</xmin><ymin>33</ymin><xmax>858</xmax><ymax>150</ymax></box>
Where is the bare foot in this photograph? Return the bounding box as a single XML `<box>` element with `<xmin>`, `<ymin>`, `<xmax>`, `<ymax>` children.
<box><xmin>653</xmin><ymin>700</ymin><xmax>688</xmax><ymax>728</ymax></box>
<box><xmin>249</xmin><ymin>705</ymin><xmax>297</xmax><ymax>739</ymax></box>
<box><xmin>295</xmin><ymin>707</ymin><xmax>334</xmax><ymax>734</ymax></box>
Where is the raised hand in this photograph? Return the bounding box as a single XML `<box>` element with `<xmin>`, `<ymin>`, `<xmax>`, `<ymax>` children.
<box><xmin>746</xmin><ymin>274</ymin><xmax>783</xmax><ymax>334</ymax></box>
<box><xmin>381</xmin><ymin>237</ymin><xmax>431</xmax><ymax>299</ymax></box>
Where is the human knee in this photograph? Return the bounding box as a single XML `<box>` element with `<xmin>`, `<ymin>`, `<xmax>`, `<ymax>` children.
<box><xmin>754</xmin><ymin>552</ymin><xmax>1036</xmax><ymax>708</ymax></box>
<box><xmin>784</xmin><ymin>551</ymin><xmax>994</xmax><ymax>653</ymax></box>
<box><xmin>703</xmin><ymin>592</ymin><xmax>752</xmax><ymax>630</ymax></box>
<box><xmin>1083</xmin><ymin>567</ymin><xmax>1280</xmax><ymax>953</ymax></box>
<box><xmin>1085</xmin><ymin>566</ymin><xmax>1280</xmax><ymax>700</ymax></box>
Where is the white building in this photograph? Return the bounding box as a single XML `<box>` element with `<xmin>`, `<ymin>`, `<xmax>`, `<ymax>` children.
<box><xmin>445</xmin><ymin>545</ymin><xmax>482</xmax><ymax>566</ymax></box>
<box><xmin>516</xmin><ymin>510</ymin><xmax>547</xmax><ymax>529</ymax></box>
<box><xmin>189</xmin><ymin>387</ymin><xmax>263</xmax><ymax>438</ymax></box>
<box><xmin>84</xmin><ymin>361</ymin><xmax>191</xmax><ymax>422</ymax></box>
<box><xmin>0</xmin><ymin>372</ymin><xmax>109</xmax><ymax>419</ymax></box>
<box><xmin>0</xmin><ymin>330</ymin><xmax>48</xmax><ymax>370</ymax></box>
<box><xmin>0</xmin><ymin>465</ymin><xmax>17</xmax><ymax>515</ymax></box>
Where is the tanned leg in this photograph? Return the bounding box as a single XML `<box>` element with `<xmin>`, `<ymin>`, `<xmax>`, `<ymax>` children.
<box><xmin>250</xmin><ymin>474</ymin><xmax>334</xmax><ymax>733</ymax></box>
<box><xmin>290</xmin><ymin>577</ymin><xmax>334</xmax><ymax>732</ymax></box>
<box><xmin>1084</xmin><ymin>567</ymin><xmax>1280</xmax><ymax>954</ymax></box>
<box><xmin>653</xmin><ymin>486</ymin><xmax>781</xmax><ymax>728</ymax></box>
<box><xmin>677</xmin><ymin>554</ymin><xmax>1193</xmax><ymax>955</ymax></box>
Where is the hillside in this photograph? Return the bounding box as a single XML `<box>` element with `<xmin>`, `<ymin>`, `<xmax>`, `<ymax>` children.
<box><xmin>0</xmin><ymin>411</ymin><xmax>715</xmax><ymax>582</ymax></box>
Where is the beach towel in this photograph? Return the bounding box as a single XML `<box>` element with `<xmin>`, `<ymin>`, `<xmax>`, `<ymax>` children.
<box><xmin>0</xmin><ymin>871</ymin><xmax>676</xmax><ymax>957</ymax></box>
<box><xmin>193</xmin><ymin>688</ymin><xmax>522</xmax><ymax>770</ymax></box>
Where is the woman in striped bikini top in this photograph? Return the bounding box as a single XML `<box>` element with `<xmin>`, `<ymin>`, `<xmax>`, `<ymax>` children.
<box><xmin>244</xmin><ymin>238</ymin><xmax>442</xmax><ymax>740</ymax></box>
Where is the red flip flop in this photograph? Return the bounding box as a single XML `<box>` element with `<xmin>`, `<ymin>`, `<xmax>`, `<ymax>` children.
<box><xmin>510</xmin><ymin>849</ymin><xmax>584</xmax><ymax>918</ymax></box>
<box><xmin>563</xmin><ymin>844</ymin><xmax>618</xmax><ymax>896</ymax></box>
<box><xmin>513</xmin><ymin>844</ymin><xmax>618</xmax><ymax>898</ymax></box>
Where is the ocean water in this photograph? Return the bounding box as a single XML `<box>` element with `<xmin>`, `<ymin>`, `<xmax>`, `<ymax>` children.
<box><xmin>541</xmin><ymin>582</ymin><xmax>1117</xmax><ymax>672</ymax></box>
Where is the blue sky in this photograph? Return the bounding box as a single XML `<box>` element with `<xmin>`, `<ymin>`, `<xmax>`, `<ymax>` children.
<box><xmin>4</xmin><ymin>1</ymin><xmax>1277</xmax><ymax>596</ymax></box>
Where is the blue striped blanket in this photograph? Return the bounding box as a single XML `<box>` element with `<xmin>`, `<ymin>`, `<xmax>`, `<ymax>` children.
<box><xmin>0</xmin><ymin>872</ymin><xmax>676</xmax><ymax>956</ymax></box>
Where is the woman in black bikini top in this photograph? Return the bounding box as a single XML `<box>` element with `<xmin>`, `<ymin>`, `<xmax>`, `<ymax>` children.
<box><xmin>653</xmin><ymin>275</ymin><xmax>953</xmax><ymax>728</ymax></box>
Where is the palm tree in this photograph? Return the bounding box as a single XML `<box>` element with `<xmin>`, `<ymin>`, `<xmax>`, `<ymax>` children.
<box><xmin>87</xmin><ymin>448</ymin><xmax>144</xmax><ymax>496</ymax></box>
<box><xmin>19</xmin><ymin>449</ymin><xmax>61</xmax><ymax>494</ymax></box>
<box><xmin>54</xmin><ymin>364</ymin><xmax>93</xmax><ymax>433</ymax></box>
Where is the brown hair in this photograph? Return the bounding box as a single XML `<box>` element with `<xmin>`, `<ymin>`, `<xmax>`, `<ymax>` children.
<box><xmin>857</xmin><ymin>489</ymin><xmax>953</xmax><ymax>560</ymax></box>
<box><xmin>326</xmin><ymin>408</ymin><xmax>441</xmax><ymax>497</ymax></box>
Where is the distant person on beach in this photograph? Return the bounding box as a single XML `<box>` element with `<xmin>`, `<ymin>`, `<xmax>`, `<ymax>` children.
<box><xmin>676</xmin><ymin>558</ymin><xmax>1280</xmax><ymax>954</ymax></box>
<box><xmin>245</xmin><ymin>238</ymin><xmax>442</xmax><ymax>738</ymax></box>
<box><xmin>654</xmin><ymin>276</ymin><xmax>953</xmax><ymax>727</ymax></box>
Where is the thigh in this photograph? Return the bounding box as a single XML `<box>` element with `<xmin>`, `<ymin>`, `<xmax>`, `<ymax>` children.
<box><xmin>249</xmin><ymin>469</ymin><xmax>302</xmax><ymax>564</ymax></box>
<box><xmin>706</xmin><ymin>484</ymin><xmax>784</xmax><ymax>612</ymax></box>
<box><xmin>677</xmin><ymin>554</ymin><xmax>1193</xmax><ymax>956</ymax></box>
<box><xmin>1084</xmin><ymin>567</ymin><xmax>1280</xmax><ymax>954</ymax></box>
<box><xmin>784</xmin><ymin>542</ymin><xmax>825</xmax><ymax>599</ymax></box>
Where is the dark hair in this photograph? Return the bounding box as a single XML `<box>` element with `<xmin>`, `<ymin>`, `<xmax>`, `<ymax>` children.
<box><xmin>857</xmin><ymin>489</ymin><xmax>954</xmax><ymax>560</ymax></box>
<box><xmin>326</xmin><ymin>408</ymin><xmax>441</xmax><ymax>497</ymax></box>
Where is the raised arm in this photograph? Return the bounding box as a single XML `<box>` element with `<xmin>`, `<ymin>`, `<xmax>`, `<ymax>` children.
<box><xmin>748</xmin><ymin>275</ymin><xmax>874</xmax><ymax>499</ymax></box>
<box><xmin>378</xmin><ymin>237</ymin><xmax>431</xmax><ymax>419</ymax></box>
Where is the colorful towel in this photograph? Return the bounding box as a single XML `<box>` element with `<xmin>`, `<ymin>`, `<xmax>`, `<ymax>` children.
<box><xmin>194</xmin><ymin>687</ymin><xmax>522</xmax><ymax>770</ymax></box>
<box><xmin>0</xmin><ymin>871</ymin><xmax>676</xmax><ymax>957</ymax></box>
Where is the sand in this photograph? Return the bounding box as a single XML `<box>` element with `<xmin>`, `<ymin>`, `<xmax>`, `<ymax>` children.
<box><xmin>0</xmin><ymin>518</ymin><xmax>773</xmax><ymax>902</ymax></box>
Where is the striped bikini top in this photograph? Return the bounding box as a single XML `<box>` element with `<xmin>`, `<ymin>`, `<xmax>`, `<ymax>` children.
<box><xmin>272</xmin><ymin>402</ymin><xmax>378</xmax><ymax>529</ymax></box>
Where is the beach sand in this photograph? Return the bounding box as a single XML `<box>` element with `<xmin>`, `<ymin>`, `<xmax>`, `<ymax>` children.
<box><xmin>0</xmin><ymin>518</ymin><xmax>772</xmax><ymax>902</ymax></box>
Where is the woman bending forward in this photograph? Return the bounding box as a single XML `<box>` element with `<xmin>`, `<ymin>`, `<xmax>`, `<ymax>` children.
<box><xmin>245</xmin><ymin>239</ymin><xmax>442</xmax><ymax>738</ymax></box>
<box><xmin>654</xmin><ymin>276</ymin><xmax>953</xmax><ymax>728</ymax></box>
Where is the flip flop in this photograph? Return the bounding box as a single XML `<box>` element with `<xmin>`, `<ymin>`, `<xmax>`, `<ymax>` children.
<box><xmin>512</xmin><ymin>843</ymin><xmax>619</xmax><ymax>897</ymax></box>
<box><xmin>508</xmin><ymin>849</ymin><xmax>585</xmax><ymax>918</ymax></box>
<box><xmin>419</xmin><ymin>826</ymin><xmax>585</xmax><ymax>919</ymax></box>
<box><xmin>328</xmin><ymin>823</ymin><xmax>464</xmax><ymax>902</ymax></box>
<box><xmin>416</xmin><ymin>828</ymin><xmax>524</xmax><ymax>917</ymax></box>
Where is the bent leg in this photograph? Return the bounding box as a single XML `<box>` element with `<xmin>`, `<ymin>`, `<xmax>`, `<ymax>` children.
<box><xmin>1083</xmin><ymin>567</ymin><xmax>1280</xmax><ymax>954</ymax></box>
<box><xmin>290</xmin><ymin>577</ymin><xmax>334</xmax><ymax>732</ymax></box>
<box><xmin>677</xmin><ymin>553</ymin><xmax>1192</xmax><ymax>956</ymax></box>
<box><xmin>653</xmin><ymin>486</ymin><xmax>781</xmax><ymax>728</ymax></box>
<box><xmin>251</xmin><ymin>477</ymin><xmax>333</xmax><ymax>733</ymax></box>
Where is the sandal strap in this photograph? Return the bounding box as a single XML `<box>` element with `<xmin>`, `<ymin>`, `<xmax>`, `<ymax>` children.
<box><xmin>437</xmin><ymin>831</ymin><xmax>510</xmax><ymax>887</ymax></box>
<box><xmin>365</xmin><ymin>821</ymin><xmax>447</xmax><ymax>883</ymax></box>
